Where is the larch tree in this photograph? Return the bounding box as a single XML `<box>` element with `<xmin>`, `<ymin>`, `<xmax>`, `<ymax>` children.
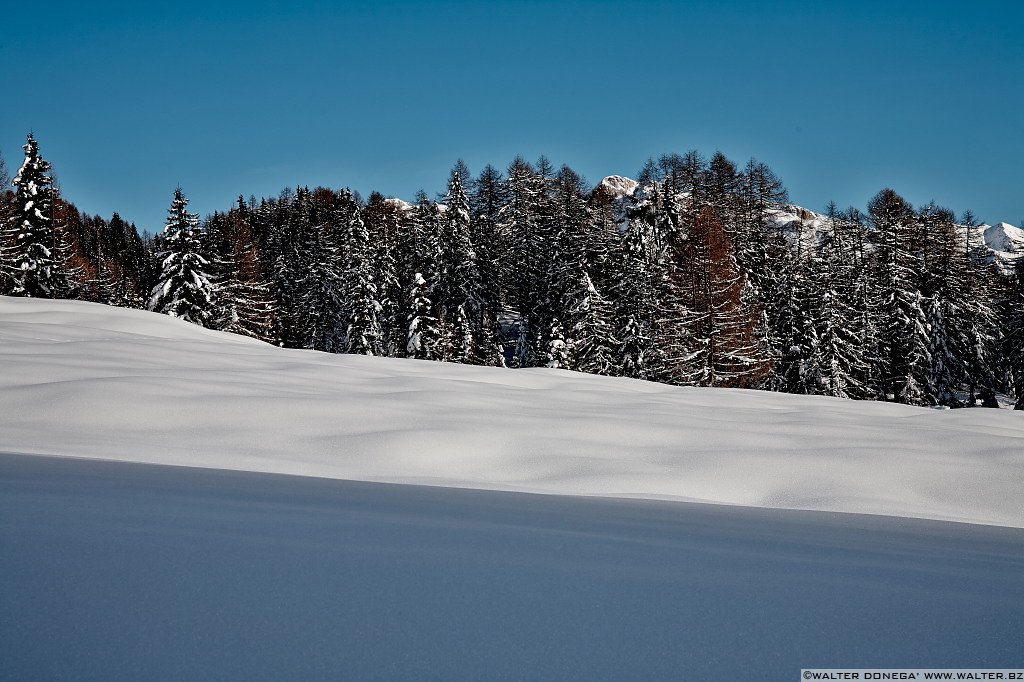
<box><xmin>679</xmin><ymin>204</ymin><xmax>769</xmax><ymax>388</ymax></box>
<box><xmin>215</xmin><ymin>197</ymin><xmax>278</xmax><ymax>343</ymax></box>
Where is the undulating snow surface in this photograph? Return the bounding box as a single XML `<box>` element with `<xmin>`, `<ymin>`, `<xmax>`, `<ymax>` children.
<box><xmin>2</xmin><ymin>454</ymin><xmax>1021</xmax><ymax>679</ymax></box>
<box><xmin>2</xmin><ymin>296</ymin><xmax>1022</xmax><ymax>527</ymax></box>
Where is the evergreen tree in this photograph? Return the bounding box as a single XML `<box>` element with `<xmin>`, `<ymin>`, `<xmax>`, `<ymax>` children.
<box><xmin>1004</xmin><ymin>255</ymin><xmax>1024</xmax><ymax>409</ymax></box>
<box><xmin>564</xmin><ymin>266</ymin><xmax>618</xmax><ymax>375</ymax></box>
<box><xmin>500</xmin><ymin>157</ymin><xmax>541</xmax><ymax>366</ymax></box>
<box><xmin>438</xmin><ymin>161</ymin><xmax>484</xmax><ymax>363</ymax></box>
<box><xmin>814</xmin><ymin>203</ymin><xmax>868</xmax><ymax>398</ymax></box>
<box><xmin>545</xmin><ymin>317</ymin><xmax>569</xmax><ymax>369</ymax></box>
<box><xmin>470</xmin><ymin>164</ymin><xmax>509</xmax><ymax>366</ymax></box>
<box><xmin>363</xmin><ymin>192</ymin><xmax>406</xmax><ymax>357</ymax></box>
<box><xmin>339</xmin><ymin>192</ymin><xmax>384</xmax><ymax>355</ymax></box>
<box><xmin>775</xmin><ymin>220</ymin><xmax>821</xmax><ymax>394</ymax></box>
<box><xmin>8</xmin><ymin>134</ymin><xmax>61</xmax><ymax>297</ymax></box>
<box><xmin>148</xmin><ymin>187</ymin><xmax>216</xmax><ymax>326</ymax></box>
<box><xmin>868</xmin><ymin>189</ymin><xmax>933</xmax><ymax>405</ymax></box>
<box><xmin>407</xmin><ymin>272</ymin><xmax>441</xmax><ymax>360</ymax></box>
<box><xmin>615</xmin><ymin>186</ymin><xmax>659</xmax><ymax>380</ymax></box>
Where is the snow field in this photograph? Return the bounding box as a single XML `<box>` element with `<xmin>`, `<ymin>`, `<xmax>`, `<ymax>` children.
<box><xmin>2</xmin><ymin>296</ymin><xmax>1022</xmax><ymax>527</ymax></box>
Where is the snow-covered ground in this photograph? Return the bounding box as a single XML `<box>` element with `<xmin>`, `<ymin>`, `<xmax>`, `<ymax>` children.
<box><xmin>2</xmin><ymin>297</ymin><xmax>1023</xmax><ymax>677</ymax></box>
<box><xmin>1</xmin><ymin>296</ymin><xmax>1022</xmax><ymax>527</ymax></box>
<box><xmin>2</xmin><ymin>453</ymin><xmax>1022</xmax><ymax>679</ymax></box>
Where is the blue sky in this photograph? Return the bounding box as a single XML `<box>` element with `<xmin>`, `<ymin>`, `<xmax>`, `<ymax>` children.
<box><xmin>1</xmin><ymin>0</ymin><xmax>1021</xmax><ymax>232</ymax></box>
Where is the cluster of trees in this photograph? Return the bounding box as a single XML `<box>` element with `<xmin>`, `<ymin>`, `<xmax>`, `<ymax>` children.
<box><xmin>0</xmin><ymin>135</ymin><xmax>152</xmax><ymax>305</ymax></box>
<box><xmin>3</xmin><ymin>134</ymin><xmax>1022</xmax><ymax>409</ymax></box>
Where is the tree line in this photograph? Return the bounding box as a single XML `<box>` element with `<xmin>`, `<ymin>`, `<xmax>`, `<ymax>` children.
<box><xmin>3</xmin><ymin>134</ymin><xmax>1022</xmax><ymax>409</ymax></box>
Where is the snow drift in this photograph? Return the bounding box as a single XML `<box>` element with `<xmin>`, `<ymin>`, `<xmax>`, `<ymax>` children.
<box><xmin>1</xmin><ymin>296</ymin><xmax>1022</xmax><ymax>527</ymax></box>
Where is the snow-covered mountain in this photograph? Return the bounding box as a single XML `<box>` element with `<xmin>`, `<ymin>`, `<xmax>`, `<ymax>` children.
<box><xmin>983</xmin><ymin>221</ymin><xmax>1024</xmax><ymax>263</ymax></box>
<box><xmin>594</xmin><ymin>175</ymin><xmax>1023</xmax><ymax>269</ymax></box>
<box><xmin>1</xmin><ymin>295</ymin><xmax>1021</xmax><ymax>527</ymax></box>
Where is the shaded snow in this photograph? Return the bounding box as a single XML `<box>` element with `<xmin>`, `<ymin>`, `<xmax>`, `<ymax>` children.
<box><xmin>2</xmin><ymin>296</ymin><xmax>1023</xmax><ymax>527</ymax></box>
<box><xmin>1</xmin><ymin>454</ymin><xmax>1021</xmax><ymax>678</ymax></box>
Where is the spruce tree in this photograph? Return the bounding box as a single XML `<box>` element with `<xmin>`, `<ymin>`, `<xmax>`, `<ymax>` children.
<box><xmin>564</xmin><ymin>266</ymin><xmax>618</xmax><ymax>375</ymax></box>
<box><xmin>500</xmin><ymin>157</ymin><xmax>541</xmax><ymax>366</ymax></box>
<box><xmin>341</xmin><ymin>193</ymin><xmax>384</xmax><ymax>355</ymax></box>
<box><xmin>869</xmin><ymin>189</ymin><xmax>933</xmax><ymax>405</ymax></box>
<box><xmin>615</xmin><ymin>186</ymin><xmax>659</xmax><ymax>380</ymax></box>
<box><xmin>148</xmin><ymin>187</ymin><xmax>216</xmax><ymax>326</ymax></box>
<box><xmin>814</xmin><ymin>203</ymin><xmax>868</xmax><ymax>398</ymax></box>
<box><xmin>470</xmin><ymin>164</ymin><xmax>509</xmax><ymax>366</ymax></box>
<box><xmin>8</xmin><ymin>134</ymin><xmax>59</xmax><ymax>297</ymax></box>
<box><xmin>545</xmin><ymin>317</ymin><xmax>569</xmax><ymax>369</ymax></box>
<box><xmin>363</xmin><ymin>192</ymin><xmax>405</xmax><ymax>357</ymax></box>
<box><xmin>1005</xmin><ymin>255</ymin><xmax>1024</xmax><ymax>409</ymax></box>
<box><xmin>438</xmin><ymin>161</ymin><xmax>484</xmax><ymax>363</ymax></box>
<box><xmin>407</xmin><ymin>272</ymin><xmax>441</xmax><ymax>360</ymax></box>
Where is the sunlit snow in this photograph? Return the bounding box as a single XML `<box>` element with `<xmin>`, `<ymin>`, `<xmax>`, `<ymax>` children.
<box><xmin>2</xmin><ymin>296</ymin><xmax>1021</xmax><ymax>527</ymax></box>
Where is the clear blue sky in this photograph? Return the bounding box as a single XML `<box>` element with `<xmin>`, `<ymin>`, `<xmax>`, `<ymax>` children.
<box><xmin>1</xmin><ymin>0</ymin><xmax>1021</xmax><ymax>233</ymax></box>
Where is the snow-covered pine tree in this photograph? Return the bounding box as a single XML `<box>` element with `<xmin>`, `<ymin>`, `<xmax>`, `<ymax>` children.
<box><xmin>362</xmin><ymin>192</ymin><xmax>405</xmax><ymax>357</ymax></box>
<box><xmin>544</xmin><ymin>164</ymin><xmax>595</xmax><ymax>357</ymax></box>
<box><xmin>868</xmin><ymin>189</ymin><xmax>933</xmax><ymax>405</ymax></box>
<box><xmin>438</xmin><ymin>161</ymin><xmax>484</xmax><ymax>363</ymax></box>
<box><xmin>499</xmin><ymin>157</ymin><xmax>541</xmax><ymax>366</ymax></box>
<box><xmin>774</xmin><ymin>219</ymin><xmax>822</xmax><ymax>394</ymax></box>
<box><xmin>305</xmin><ymin>198</ymin><xmax>349</xmax><ymax>350</ymax></box>
<box><xmin>529</xmin><ymin>156</ymin><xmax>561</xmax><ymax>355</ymax></box>
<box><xmin>261</xmin><ymin>189</ymin><xmax>304</xmax><ymax>347</ymax></box>
<box><xmin>649</xmin><ymin>171</ymin><xmax>700</xmax><ymax>385</ymax></box>
<box><xmin>814</xmin><ymin>203</ymin><xmax>868</xmax><ymax>399</ymax></box>
<box><xmin>564</xmin><ymin>265</ymin><xmax>618</xmax><ymax>375</ymax></box>
<box><xmin>545</xmin><ymin>317</ymin><xmax>569</xmax><ymax>369</ymax></box>
<box><xmin>918</xmin><ymin>203</ymin><xmax>966</xmax><ymax>407</ymax></box>
<box><xmin>8</xmin><ymin>134</ymin><xmax>60</xmax><ymax>298</ymax></box>
<box><xmin>339</xmin><ymin>192</ymin><xmax>384</xmax><ymax>355</ymax></box>
<box><xmin>409</xmin><ymin>191</ymin><xmax>452</xmax><ymax>358</ymax></box>
<box><xmin>615</xmin><ymin>180</ymin><xmax>660</xmax><ymax>381</ymax></box>
<box><xmin>470</xmin><ymin>164</ymin><xmax>509</xmax><ymax>367</ymax></box>
<box><xmin>1004</xmin><ymin>254</ymin><xmax>1024</xmax><ymax>410</ymax></box>
<box><xmin>148</xmin><ymin>187</ymin><xmax>216</xmax><ymax>326</ymax></box>
<box><xmin>842</xmin><ymin>206</ymin><xmax>886</xmax><ymax>398</ymax></box>
<box><xmin>407</xmin><ymin>272</ymin><xmax>441</xmax><ymax>360</ymax></box>
<box><xmin>952</xmin><ymin>210</ymin><xmax>1001</xmax><ymax>407</ymax></box>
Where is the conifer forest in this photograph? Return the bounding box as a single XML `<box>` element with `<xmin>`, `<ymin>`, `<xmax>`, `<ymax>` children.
<box><xmin>3</xmin><ymin>134</ymin><xmax>1023</xmax><ymax>409</ymax></box>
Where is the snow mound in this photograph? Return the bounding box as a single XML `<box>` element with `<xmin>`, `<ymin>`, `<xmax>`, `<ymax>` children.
<box><xmin>2</xmin><ymin>296</ymin><xmax>1023</xmax><ymax>527</ymax></box>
